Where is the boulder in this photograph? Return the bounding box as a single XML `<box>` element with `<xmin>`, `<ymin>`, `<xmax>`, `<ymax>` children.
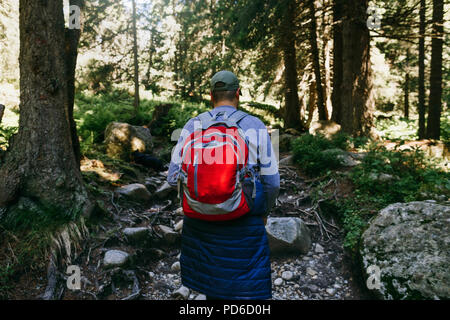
<box><xmin>123</xmin><ymin>227</ymin><xmax>151</xmax><ymax>244</ymax></box>
<box><xmin>171</xmin><ymin>261</ymin><xmax>181</xmax><ymax>272</ymax></box>
<box><xmin>103</xmin><ymin>250</ymin><xmax>130</xmax><ymax>268</ymax></box>
<box><xmin>279</xmin><ymin>155</ymin><xmax>294</xmax><ymax>166</ymax></box>
<box><xmin>322</xmin><ymin>148</ymin><xmax>361</xmax><ymax>167</ymax></box>
<box><xmin>360</xmin><ymin>201</ymin><xmax>450</xmax><ymax>300</ymax></box>
<box><xmin>309</xmin><ymin>121</ymin><xmax>341</xmax><ymax>139</ymax></box>
<box><xmin>279</xmin><ymin>134</ymin><xmax>295</xmax><ymax>153</ymax></box>
<box><xmin>174</xmin><ymin>220</ymin><xmax>184</xmax><ymax>232</ymax></box>
<box><xmin>265</xmin><ymin>217</ymin><xmax>311</xmax><ymax>255</ymax></box>
<box><xmin>156</xmin><ymin>225</ymin><xmax>179</xmax><ymax>245</ymax></box>
<box><xmin>104</xmin><ymin>122</ymin><xmax>153</xmax><ymax>160</ymax></box>
<box><xmin>115</xmin><ymin>184</ymin><xmax>152</xmax><ymax>203</ymax></box>
<box><xmin>155</xmin><ymin>181</ymin><xmax>176</xmax><ymax>199</ymax></box>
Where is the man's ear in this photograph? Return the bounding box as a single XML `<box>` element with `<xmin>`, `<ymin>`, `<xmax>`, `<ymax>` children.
<box><xmin>236</xmin><ymin>88</ymin><xmax>240</xmax><ymax>100</ymax></box>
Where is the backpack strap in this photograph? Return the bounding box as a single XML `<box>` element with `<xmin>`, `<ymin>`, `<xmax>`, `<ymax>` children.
<box><xmin>228</xmin><ymin>110</ymin><xmax>248</xmax><ymax>124</ymax></box>
<box><xmin>198</xmin><ymin>110</ymin><xmax>248</xmax><ymax>130</ymax></box>
<box><xmin>197</xmin><ymin>112</ymin><xmax>214</xmax><ymax>125</ymax></box>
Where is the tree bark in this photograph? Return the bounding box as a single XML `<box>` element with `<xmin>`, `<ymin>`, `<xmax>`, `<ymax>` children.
<box><xmin>0</xmin><ymin>0</ymin><xmax>91</xmax><ymax>217</ymax></box>
<box><xmin>65</xmin><ymin>0</ymin><xmax>84</xmax><ymax>167</ymax></box>
<box><xmin>417</xmin><ymin>0</ymin><xmax>426</xmax><ymax>139</ymax></box>
<box><xmin>281</xmin><ymin>0</ymin><xmax>302</xmax><ymax>130</ymax></box>
<box><xmin>306</xmin><ymin>81</ymin><xmax>317</xmax><ymax>128</ymax></box>
<box><xmin>426</xmin><ymin>0</ymin><xmax>443</xmax><ymax>139</ymax></box>
<box><xmin>331</xmin><ymin>0</ymin><xmax>343</xmax><ymax>124</ymax></box>
<box><xmin>404</xmin><ymin>71</ymin><xmax>410</xmax><ymax>119</ymax></box>
<box><xmin>132</xmin><ymin>0</ymin><xmax>140</xmax><ymax>113</ymax></box>
<box><xmin>309</xmin><ymin>0</ymin><xmax>327</xmax><ymax>121</ymax></box>
<box><xmin>404</xmin><ymin>47</ymin><xmax>410</xmax><ymax>119</ymax></box>
<box><xmin>340</xmin><ymin>0</ymin><xmax>374</xmax><ymax>137</ymax></box>
<box><xmin>0</xmin><ymin>104</ymin><xmax>4</xmax><ymax>125</ymax></box>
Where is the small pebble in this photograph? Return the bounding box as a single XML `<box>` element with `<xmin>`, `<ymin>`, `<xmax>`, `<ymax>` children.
<box><xmin>274</xmin><ymin>278</ymin><xmax>283</xmax><ymax>286</ymax></box>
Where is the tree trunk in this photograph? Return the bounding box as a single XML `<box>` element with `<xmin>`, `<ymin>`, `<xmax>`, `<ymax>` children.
<box><xmin>132</xmin><ymin>0</ymin><xmax>140</xmax><ymax>113</ymax></box>
<box><xmin>309</xmin><ymin>0</ymin><xmax>327</xmax><ymax>121</ymax></box>
<box><xmin>0</xmin><ymin>104</ymin><xmax>4</xmax><ymax>125</ymax></box>
<box><xmin>65</xmin><ymin>0</ymin><xmax>84</xmax><ymax>167</ymax></box>
<box><xmin>418</xmin><ymin>0</ymin><xmax>426</xmax><ymax>139</ymax></box>
<box><xmin>306</xmin><ymin>81</ymin><xmax>317</xmax><ymax>128</ymax></box>
<box><xmin>404</xmin><ymin>71</ymin><xmax>409</xmax><ymax>119</ymax></box>
<box><xmin>331</xmin><ymin>0</ymin><xmax>343</xmax><ymax>124</ymax></box>
<box><xmin>281</xmin><ymin>0</ymin><xmax>302</xmax><ymax>130</ymax></box>
<box><xmin>340</xmin><ymin>0</ymin><xmax>374</xmax><ymax>137</ymax></box>
<box><xmin>426</xmin><ymin>0</ymin><xmax>443</xmax><ymax>139</ymax></box>
<box><xmin>0</xmin><ymin>0</ymin><xmax>92</xmax><ymax>217</ymax></box>
<box><xmin>404</xmin><ymin>47</ymin><xmax>410</xmax><ymax>119</ymax></box>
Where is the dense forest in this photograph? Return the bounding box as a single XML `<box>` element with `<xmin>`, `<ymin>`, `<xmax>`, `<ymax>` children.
<box><xmin>0</xmin><ymin>0</ymin><xmax>448</xmax><ymax>302</ymax></box>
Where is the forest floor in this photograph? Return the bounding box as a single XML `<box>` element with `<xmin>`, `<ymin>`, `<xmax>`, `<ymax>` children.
<box><xmin>3</xmin><ymin>151</ymin><xmax>372</xmax><ymax>300</ymax></box>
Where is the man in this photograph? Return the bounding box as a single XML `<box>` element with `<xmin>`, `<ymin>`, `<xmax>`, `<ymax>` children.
<box><xmin>167</xmin><ymin>70</ymin><xmax>280</xmax><ymax>300</ymax></box>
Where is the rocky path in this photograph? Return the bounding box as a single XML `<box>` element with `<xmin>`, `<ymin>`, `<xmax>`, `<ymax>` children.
<box><xmin>60</xmin><ymin>159</ymin><xmax>366</xmax><ymax>300</ymax></box>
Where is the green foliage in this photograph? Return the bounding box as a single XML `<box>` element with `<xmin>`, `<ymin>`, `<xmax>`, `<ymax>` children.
<box><xmin>351</xmin><ymin>144</ymin><xmax>449</xmax><ymax>204</ymax></box>
<box><xmin>376</xmin><ymin>116</ymin><xmax>419</xmax><ymax>141</ymax></box>
<box><xmin>0</xmin><ymin>125</ymin><xmax>17</xmax><ymax>149</ymax></box>
<box><xmin>149</xmin><ymin>101</ymin><xmax>209</xmax><ymax>137</ymax></box>
<box><xmin>376</xmin><ymin>110</ymin><xmax>450</xmax><ymax>143</ymax></box>
<box><xmin>242</xmin><ymin>101</ymin><xmax>281</xmax><ymax>119</ymax></box>
<box><xmin>75</xmin><ymin>90</ymin><xmax>209</xmax><ymax>155</ymax></box>
<box><xmin>337</xmin><ymin>143</ymin><xmax>449</xmax><ymax>251</ymax></box>
<box><xmin>291</xmin><ymin>133</ymin><xmax>351</xmax><ymax>176</ymax></box>
<box><xmin>0</xmin><ymin>264</ymin><xmax>13</xmax><ymax>299</ymax></box>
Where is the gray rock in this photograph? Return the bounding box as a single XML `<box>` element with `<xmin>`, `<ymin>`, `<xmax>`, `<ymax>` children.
<box><xmin>326</xmin><ymin>288</ymin><xmax>336</xmax><ymax>296</ymax></box>
<box><xmin>103</xmin><ymin>250</ymin><xmax>129</xmax><ymax>268</ymax></box>
<box><xmin>155</xmin><ymin>181</ymin><xmax>175</xmax><ymax>199</ymax></box>
<box><xmin>144</xmin><ymin>177</ymin><xmax>162</xmax><ymax>192</ymax></box>
<box><xmin>279</xmin><ymin>155</ymin><xmax>294</xmax><ymax>166</ymax></box>
<box><xmin>368</xmin><ymin>172</ymin><xmax>398</xmax><ymax>183</ymax></box>
<box><xmin>315</xmin><ymin>243</ymin><xmax>325</xmax><ymax>254</ymax></box>
<box><xmin>274</xmin><ymin>278</ymin><xmax>283</xmax><ymax>286</ymax></box>
<box><xmin>104</xmin><ymin>122</ymin><xmax>153</xmax><ymax>160</ymax></box>
<box><xmin>361</xmin><ymin>201</ymin><xmax>450</xmax><ymax>300</ymax></box>
<box><xmin>157</xmin><ymin>225</ymin><xmax>179</xmax><ymax>245</ymax></box>
<box><xmin>307</xmin><ymin>284</ymin><xmax>319</xmax><ymax>293</ymax></box>
<box><xmin>116</xmin><ymin>184</ymin><xmax>151</xmax><ymax>202</ymax></box>
<box><xmin>281</xmin><ymin>271</ymin><xmax>294</xmax><ymax>281</ymax></box>
<box><xmin>174</xmin><ymin>220</ymin><xmax>183</xmax><ymax>232</ymax></box>
<box><xmin>266</xmin><ymin>217</ymin><xmax>311</xmax><ymax>255</ymax></box>
<box><xmin>172</xmin><ymin>286</ymin><xmax>190</xmax><ymax>300</ymax></box>
<box><xmin>322</xmin><ymin>149</ymin><xmax>361</xmax><ymax>167</ymax></box>
<box><xmin>171</xmin><ymin>261</ymin><xmax>181</xmax><ymax>272</ymax></box>
<box><xmin>306</xmin><ymin>267</ymin><xmax>317</xmax><ymax>276</ymax></box>
<box><xmin>123</xmin><ymin>227</ymin><xmax>150</xmax><ymax>243</ymax></box>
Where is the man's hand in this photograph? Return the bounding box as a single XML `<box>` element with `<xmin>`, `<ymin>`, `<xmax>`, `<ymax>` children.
<box><xmin>263</xmin><ymin>217</ymin><xmax>267</xmax><ymax>226</ymax></box>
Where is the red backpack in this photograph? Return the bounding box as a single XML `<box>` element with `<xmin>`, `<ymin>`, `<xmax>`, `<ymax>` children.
<box><xmin>177</xmin><ymin>110</ymin><xmax>255</xmax><ymax>221</ymax></box>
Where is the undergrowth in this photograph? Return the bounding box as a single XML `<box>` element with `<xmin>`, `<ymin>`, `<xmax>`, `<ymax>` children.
<box><xmin>0</xmin><ymin>201</ymin><xmax>80</xmax><ymax>299</ymax></box>
<box><xmin>293</xmin><ymin>133</ymin><xmax>450</xmax><ymax>252</ymax></box>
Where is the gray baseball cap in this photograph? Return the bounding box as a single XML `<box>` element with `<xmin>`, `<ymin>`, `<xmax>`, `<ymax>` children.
<box><xmin>211</xmin><ymin>70</ymin><xmax>242</xmax><ymax>95</ymax></box>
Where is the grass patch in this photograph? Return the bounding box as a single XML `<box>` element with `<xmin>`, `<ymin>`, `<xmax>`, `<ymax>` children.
<box><xmin>0</xmin><ymin>200</ymin><xmax>81</xmax><ymax>299</ymax></box>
